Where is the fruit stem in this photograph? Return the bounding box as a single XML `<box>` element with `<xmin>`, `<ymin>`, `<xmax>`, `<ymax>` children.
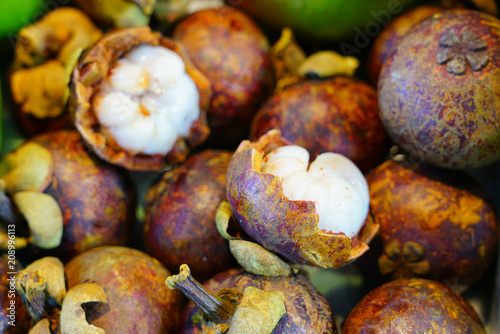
<box><xmin>166</xmin><ymin>264</ymin><xmax>236</xmax><ymax>324</ymax></box>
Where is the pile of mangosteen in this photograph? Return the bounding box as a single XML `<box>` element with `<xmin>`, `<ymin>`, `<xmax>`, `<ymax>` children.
<box><xmin>0</xmin><ymin>0</ymin><xmax>499</xmax><ymax>333</ymax></box>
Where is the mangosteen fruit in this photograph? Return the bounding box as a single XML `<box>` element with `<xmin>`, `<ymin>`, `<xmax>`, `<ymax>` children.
<box><xmin>172</xmin><ymin>5</ymin><xmax>275</xmax><ymax>148</ymax></box>
<box><xmin>9</xmin><ymin>7</ymin><xmax>102</xmax><ymax>137</ymax></box>
<box><xmin>0</xmin><ymin>256</ymin><xmax>30</xmax><ymax>333</ymax></box>
<box><xmin>144</xmin><ymin>149</ymin><xmax>236</xmax><ymax>283</ymax></box>
<box><xmin>168</xmin><ymin>265</ymin><xmax>337</xmax><ymax>333</ymax></box>
<box><xmin>64</xmin><ymin>246</ymin><xmax>182</xmax><ymax>333</ymax></box>
<box><xmin>69</xmin><ymin>26</ymin><xmax>212</xmax><ymax>171</ymax></box>
<box><xmin>0</xmin><ymin>130</ymin><xmax>136</xmax><ymax>262</ymax></box>
<box><xmin>366</xmin><ymin>5</ymin><xmax>444</xmax><ymax>85</ymax></box>
<box><xmin>225</xmin><ymin>130</ymin><xmax>379</xmax><ymax>269</ymax></box>
<box><xmin>342</xmin><ymin>278</ymin><xmax>486</xmax><ymax>333</ymax></box>
<box><xmin>250</xmin><ymin>77</ymin><xmax>389</xmax><ymax>173</ymax></box>
<box><xmin>378</xmin><ymin>9</ymin><xmax>500</xmax><ymax>169</ymax></box>
<box><xmin>364</xmin><ymin>159</ymin><xmax>499</xmax><ymax>289</ymax></box>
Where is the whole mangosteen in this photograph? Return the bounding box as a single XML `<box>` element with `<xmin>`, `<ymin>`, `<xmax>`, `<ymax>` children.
<box><xmin>144</xmin><ymin>149</ymin><xmax>236</xmax><ymax>283</ymax></box>
<box><xmin>364</xmin><ymin>159</ymin><xmax>499</xmax><ymax>289</ymax></box>
<box><xmin>342</xmin><ymin>278</ymin><xmax>486</xmax><ymax>333</ymax></box>
<box><xmin>250</xmin><ymin>77</ymin><xmax>389</xmax><ymax>173</ymax></box>
<box><xmin>378</xmin><ymin>9</ymin><xmax>500</xmax><ymax>169</ymax></box>
<box><xmin>172</xmin><ymin>6</ymin><xmax>275</xmax><ymax>148</ymax></box>
<box><xmin>0</xmin><ymin>130</ymin><xmax>136</xmax><ymax>262</ymax></box>
<box><xmin>168</xmin><ymin>265</ymin><xmax>337</xmax><ymax>333</ymax></box>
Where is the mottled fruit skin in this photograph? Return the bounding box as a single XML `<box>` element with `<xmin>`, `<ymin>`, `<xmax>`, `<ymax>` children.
<box><xmin>226</xmin><ymin>130</ymin><xmax>379</xmax><ymax>269</ymax></box>
<box><xmin>144</xmin><ymin>150</ymin><xmax>236</xmax><ymax>283</ymax></box>
<box><xmin>342</xmin><ymin>278</ymin><xmax>486</xmax><ymax>333</ymax></box>
<box><xmin>378</xmin><ymin>9</ymin><xmax>500</xmax><ymax>169</ymax></box>
<box><xmin>0</xmin><ymin>256</ymin><xmax>30</xmax><ymax>333</ymax></box>
<box><xmin>250</xmin><ymin>77</ymin><xmax>389</xmax><ymax>173</ymax></box>
<box><xmin>364</xmin><ymin>160</ymin><xmax>499</xmax><ymax>288</ymax></box>
<box><xmin>65</xmin><ymin>246</ymin><xmax>182</xmax><ymax>333</ymax></box>
<box><xmin>180</xmin><ymin>267</ymin><xmax>337</xmax><ymax>333</ymax></box>
<box><xmin>366</xmin><ymin>5</ymin><xmax>443</xmax><ymax>85</ymax></box>
<box><xmin>173</xmin><ymin>6</ymin><xmax>275</xmax><ymax>148</ymax></box>
<box><xmin>33</xmin><ymin>130</ymin><xmax>136</xmax><ymax>262</ymax></box>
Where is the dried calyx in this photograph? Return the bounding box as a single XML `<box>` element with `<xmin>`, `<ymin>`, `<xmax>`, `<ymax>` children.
<box><xmin>0</xmin><ymin>143</ymin><xmax>63</xmax><ymax>250</ymax></box>
<box><xmin>16</xmin><ymin>257</ymin><xmax>108</xmax><ymax>334</ymax></box>
<box><xmin>10</xmin><ymin>7</ymin><xmax>102</xmax><ymax>121</ymax></box>
<box><xmin>167</xmin><ymin>264</ymin><xmax>286</xmax><ymax>334</ymax></box>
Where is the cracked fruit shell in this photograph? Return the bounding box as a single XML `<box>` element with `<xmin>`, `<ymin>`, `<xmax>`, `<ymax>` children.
<box><xmin>69</xmin><ymin>26</ymin><xmax>211</xmax><ymax>171</ymax></box>
<box><xmin>226</xmin><ymin>130</ymin><xmax>378</xmax><ymax>269</ymax></box>
<box><xmin>378</xmin><ymin>9</ymin><xmax>500</xmax><ymax>169</ymax></box>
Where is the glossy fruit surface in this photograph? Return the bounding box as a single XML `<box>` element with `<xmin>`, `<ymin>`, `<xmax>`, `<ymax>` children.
<box><xmin>342</xmin><ymin>278</ymin><xmax>486</xmax><ymax>333</ymax></box>
<box><xmin>378</xmin><ymin>9</ymin><xmax>500</xmax><ymax>169</ymax></box>
<box><xmin>144</xmin><ymin>149</ymin><xmax>236</xmax><ymax>282</ymax></box>
<box><xmin>230</xmin><ymin>0</ymin><xmax>419</xmax><ymax>41</ymax></box>
<box><xmin>250</xmin><ymin>77</ymin><xmax>388</xmax><ymax>173</ymax></box>
<box><xmin>364</xmin><ymin>159</ymin><xmax>499</xmax><ymax>288</ymax></box>
<box><xmin>65</xmin><ymin>246</ymin><xmax>182</xmax><ymax>333</ymax></box>
<box><xmin>173</xmin><ymin>6</ymin><xmax>274</xmax><ymax>148</ymax></box>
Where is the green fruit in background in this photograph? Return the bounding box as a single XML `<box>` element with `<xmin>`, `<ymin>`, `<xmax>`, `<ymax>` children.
<box><xmin>229</xmin><ymin>0</ymin><xmax>421</xmax><ymax>41</ymax></box>
<box><xmin>0</xmin><ymin>0</ymin><xmax>43</xmax><ymax>38</ymax></box>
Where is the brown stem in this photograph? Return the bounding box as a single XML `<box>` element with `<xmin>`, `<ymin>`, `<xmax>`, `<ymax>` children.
<box><xmin>166</xmin><ymin>264</ymin><xmax>237</xmax><ymax>325</ymax></box>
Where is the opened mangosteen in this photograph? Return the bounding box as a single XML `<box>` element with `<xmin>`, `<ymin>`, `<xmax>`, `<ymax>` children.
<box><xmin>250</xmin><ymin>77</ymin><xmax>389</xmax><ymax>173</ymax></box>
<box><xmin>225</xmin><ymin>130</ymin><xmax>379</xmax><ymax>269</ymax></box>
<box><xmin>144</xmin><ymin>149</ymin><xmax>236</xmax><ymax>283</ymax></box>
<box><xmin>0</xmin><ymin>130</ymin><xmax>136</xmax><ymax>262</ymax></box>
<box><xmin>69</xmin><ymin>26</ymin><xmax>212</xmax><ymax>171</ymax></box>
<box><xmin>378</xmin><ymin>9</ymin><xmax>500</xmax><ymax>169</ymax></box>
<box><xmin>64</xmin><ymin>246</ymin><xmax>182</xmax><ymax>333</ymax></box>
<box><xmin>172</xmin><ymin>5</ymin><xmax>275</xmax><ymax>148</ymax></box>
<box><xmin>168</xmin><ymin>265</ymin><xmax>337</xmax><ymax>333</ymax></box>
<box><xmin>342</xmin><ymin>278</ymin><xmax>486</xmax><ymax>333</ymax></box>
<box><xmin>9</xmin><ymin>7</ymin><xmax>102</xmax><ymax>137</ymax></box>
<box><xmin>363</xmin><ymin>159</ymin><xmax>499</xmax><ymax>289</ymax></box>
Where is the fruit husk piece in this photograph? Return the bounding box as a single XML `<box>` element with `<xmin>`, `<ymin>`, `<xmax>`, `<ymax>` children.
<box><xmin>10</xmin><ymin>7</ymin><xmax>102</xmax><ymax>135</ymax></box>
<box><xmin>60</xmin><ymin>283</ymin><xmax>108</xmax><ymax>334</ymax></box>
<box><xmin>226</xmin><ymin>129</ymin><xmax>379</xmax><ymax>269</ymax></box>
<box><xmin>13</xmin><ymin>191</ymin><xmax>64</xmax><ymax>250</ymax></box>
<box><xmin>16</xmin><ymin>257</ymin><xmax>66</xmax><ymax>322</ymax></box>
<box><xmin>73</xmin><ymin>0</ymin><xmax>155</xmax><ymax>28</ymax></box>
<box><xmin>69</xmin><ymin>26</ymin><xmax>212</xmax><ymax>171</ymax></box>
<box><xmin>167</xmin><ymin>264</ymin><xmax>286</xmax><ymax>334</ymax></box>
<box><xmin>178</xmin><ymin>267</ymin><xmax>336</xmax><ymax>333</ymax></box>
<box><xmin>0</xmin><ymin>142</ymin><xmax>53</xmax><ymax>195</ymax></box>
<box><xmin>342</xmin><ymin>278</ymin><xmax>486</xmax><ymax>333</ymax></box>
<box><xmin>216</xmin><ymin>201</ymin><xmax>293</xmax><ymax>277</ymax></box>
<box><xmin>144</xmin><ymin>149</ymin><xmax>236</xmax><ymax>283</ymax></box>
<box><xmin>64</xmin><ymin>246</ymin><xmax>182</xmax><ymax>333</ymax></box>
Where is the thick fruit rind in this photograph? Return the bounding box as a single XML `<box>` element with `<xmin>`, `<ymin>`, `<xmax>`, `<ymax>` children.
<box><xmin>226</xmin><ymin>130</ymin><xmax>378</xmax><ymax>269</ymax></box>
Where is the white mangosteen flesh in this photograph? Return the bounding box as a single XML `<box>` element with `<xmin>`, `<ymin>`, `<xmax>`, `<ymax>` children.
<box><xmin>261</xmin><ymin>145</ymin><xmax>369</xmax><ymax>238</ymax></box>
<box><xmin>93</xmin><ymin>44</ymin><xmax>200</xmax><ymax>155</ymax></box>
